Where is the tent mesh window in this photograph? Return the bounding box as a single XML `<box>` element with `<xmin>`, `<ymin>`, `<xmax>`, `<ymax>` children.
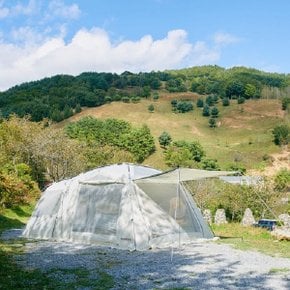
<box><xmin>72</xmin><ymin>183</ymin><xmax>122</xmax><ymax>235</ymax></box>
<box><xmin>137</xmin><ymin>182</ymin><xmax>203</xmax><ymax>236</ymax></box>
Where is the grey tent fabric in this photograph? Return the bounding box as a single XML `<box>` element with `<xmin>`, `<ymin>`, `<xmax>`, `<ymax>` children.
<box><xmin>23</xmin><ymin>163</ymin><xmax>230</xmax><ymax>250</ymax></box>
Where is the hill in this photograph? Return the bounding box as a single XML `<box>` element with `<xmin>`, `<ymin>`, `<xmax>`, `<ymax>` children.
<box><xmin>59</xmin><ymin>90</ymin><xmax>289</xmax><ymax>173</ymax></box>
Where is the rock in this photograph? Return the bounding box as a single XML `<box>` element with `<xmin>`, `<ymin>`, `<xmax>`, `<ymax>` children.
<box><xmin>214</xmin><ymin>209</ymin><xmax>227</xmax><ymax>225</ymax></box>
<box><xmin>203</xmin><ymin>209</ymin><xmax>212</xmax><ymax>225</ymax></box>
<box><xmin>241</xmin><ymin>208</ymin><xmax>255</xmax><ymax>226</ymax></box>
<box><xmin>278</xmin><ymin>214</ymin><xmax>290</xmax><ymax>228</ymax></box>
<box><xmin>271</xmin><ymin>227</ymin><xmax>290</xmax><ymax>241</ymax></box>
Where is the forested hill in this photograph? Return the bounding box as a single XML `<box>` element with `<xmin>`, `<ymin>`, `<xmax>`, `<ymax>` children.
<box><xmin>0</xmin><ymin>65</ymin><xmax>289</xmax><ymax>122</ymax></box>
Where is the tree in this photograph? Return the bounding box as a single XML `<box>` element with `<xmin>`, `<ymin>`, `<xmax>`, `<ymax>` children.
<box><xmin>237</xmin><ymin>97</ymin><xmax>245</xmax><ymax>104</ymax></box>
<box><xmin>196</xmin><ymin>98</ymin><xmax>204</xmax><ymax>108</ymax></box>
<box><xmin>164</xmin><ymin>140</ymin><xmax>205</xmax><ymax>167</ymax></box>
<box><xmin>244</xmin><ymin>83</ymin><xmax>256</xmax><ymax>99</ymax></box>
<box><xmin>222</xmin><ymin>98</ymin><xmax>230</xmax><ymax>106</ymax></box>
<box><xmin>75</xmin><ymin>103</ymin><xmax>82</xmax><ymax>113</ymax></box>
<box><xmin>148</xmin><ymin>104</ymin><xmax>155</xmax><ymax>113</ymax></box>
<box><xmin>141</xmin><ymin>86</ymin><xmax>151</xmax><ymax>98</ymax></box>
<box><xmin>209</xmin><ymin>118</ymin><xmax>217</xmax><ymax>128</ymax></box>
<box><xmin>159</xmin><ymin>131</ymin><xmax>172</xmax><ymax>148</ymax></box>
<box><xmin>176</xmin><ymin>101</ymin><xmax>193</xmax><ymax>113</ymax></box>
<box><xmin>226</xmin><ymin>81</ymin><xmax>244</xmax><ymax>98</ymax></box>
<box><xmin>272</xmin><ymin>124</ymin><xmax>289</xmax><ymax>146</ymax></box>
<box><xmin>121</xmin><ymin>125</ymin><xmax>155</xmax><ymax>162</ymax></box>
<box><xmin>281</xmin><ymin>97</ymin><xmax>290</xmax><ymax>110</ymax></box>
<box><xmin>210</xmin><ymin>107</ymin><xmax>219</xmax><ymax>118</ymax></box>
<box><xmin>153</xmin><ymin>93</ymin><xmax>159</xmax><ymax>101</ymax></box>
<box><xmin>202</xmin><ymin>105</ymin><xmax>210</xmax><ymax>117</ymax></box>
<box><xmin>201</xmin><ymin>158</ymin><xmax>220</xmax><ymax>170</ymax></box>
<box><xmin>205</xmin><ymin>95</ymin><xmax>214</xmax><ymax>106</ymax></box>
<box><xmin>274</xmin><ymin>168</ymin><xmax>290</xmax><ymax>191</ymax></box>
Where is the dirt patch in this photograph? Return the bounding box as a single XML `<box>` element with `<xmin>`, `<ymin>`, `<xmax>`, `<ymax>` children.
<box><xmin>249</xmin><ymin>149</ymin><xmax>290</xmax><ymax>176</ymax></box>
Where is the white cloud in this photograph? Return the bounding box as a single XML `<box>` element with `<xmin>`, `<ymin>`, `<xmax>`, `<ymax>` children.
<box><xmin>0</xmin><ymin>28</ymin><xmax>193</xmax><ymax>90</ymax></box>
<box><xmin>0</xmin><ymin>28</ymin><xmax>241</xmax><ymax>91</ymax></box>
<box><xmin>48</xmin><ymin>0</ymin><xmax>81</xmax><ymax>20</ymax></box>
<box><xmin>0</xmin><ymin>6</ymin><xmax>9</xmax><ymax>18</ymax></box>
<box><xmin>214</xmin><ymin>32</ymin><xmax>241</xmax><ymax>46</ymax></box>
<box><xmin>189</xmin><ymin>41</ymin><xmax>220</xmax><ymax>65</ymax></box>
<box><xmin>10</xmin><ymin>0</ymin><xmax>38</xmax><ymax>17</ymax></box>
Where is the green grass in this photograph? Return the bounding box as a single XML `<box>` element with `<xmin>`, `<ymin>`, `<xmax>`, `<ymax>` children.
<box><xmin>212</xmin><ymin>223</ymin><xmax>290</xmax><ymax>258</ymax></box>
<box><xmin>64</xmin><ymin>94</ymin><xmax>288</xmax><ymax>171</ymax></box>
<box><xmin>0</xmin><ymin>204</ymin><xmax>35</xmax><ymax>234</ymax></box>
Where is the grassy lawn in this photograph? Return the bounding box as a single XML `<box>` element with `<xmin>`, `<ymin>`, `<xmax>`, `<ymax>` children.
<box><xmin>212</xmin><ymin>223</ymin><xmax>290</xmax><ymax>258</ymax></box>
<box><xmin>60</xmin><ymin>95</ymin><xmax>287</xmax><ymax>171</ymax></box>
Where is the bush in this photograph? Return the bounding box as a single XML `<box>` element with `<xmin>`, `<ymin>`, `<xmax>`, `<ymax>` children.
<box><xmin>272</xmin><ymin>124</ymin><xmax>289</xmax><ymax>146</ymax></box>
<box><xmin>0</xmin><ymin>164</ymin><xmax>40</xmax><ymax>208</ymax></box>
<box><xmin>164</xmin><ymin>140</ymin><xmax>205</xmax><ymax>167</ymax></box>
<box><xmin>158</xmin><ymin>131</ymin><xmax>172</xmax><ymax>148</ymax></box>
<box><xmin>196</xmin><ymin>98</ymin><xmax>204</xmax><ymax>108</ymax></box>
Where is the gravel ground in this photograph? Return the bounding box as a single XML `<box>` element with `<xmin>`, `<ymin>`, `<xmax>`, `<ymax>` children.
<box><xmin>2</xmin><ymin>229</ymin><xmax>290</xmax><ymax>289</ymax></box>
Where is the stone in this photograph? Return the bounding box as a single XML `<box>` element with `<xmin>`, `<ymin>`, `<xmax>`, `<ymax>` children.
<box><xmin>214</xmin><ymin>209</ymin><xmax>227</xmax><ymax>225</ymax></box>
<box><xmin>241</xmin><ymin>208</ymin><xmax>255</xmax><ymax>226</ymax></box>
<box><xmin>203</xmin><ymin>209</ymin><xmax>212</xmax><ymax>225</ymax></box>
<box><xmin>278</xmin><ymin>213</ymin><xmax>290</xmax><ymax>228</ymax></box>
<box><xmin>271</xmin><ymin>227</ymin><xmax>290</xmax><ymax>241</ymax></box>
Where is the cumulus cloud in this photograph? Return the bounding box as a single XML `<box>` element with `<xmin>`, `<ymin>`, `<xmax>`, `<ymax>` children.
<box><xmin>214</xmin><ymin>32</ymin><xmax>241</xmax><ymax>46</ymax></box>
<box><xmin>0</xmin><ymin>28</ymin><xmax>193</xmax><ymax>90</ymax></box>
<box><xmin>0</xmin><ymin>27</ymin><xmax>241</xmax><ymax>91</ymax></box>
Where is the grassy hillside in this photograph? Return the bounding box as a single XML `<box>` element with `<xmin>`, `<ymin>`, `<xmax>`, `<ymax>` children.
<box><xmin>59</xmin><ymin>91</ymin><xmax>289</xmax><ymax>172</ymax></box>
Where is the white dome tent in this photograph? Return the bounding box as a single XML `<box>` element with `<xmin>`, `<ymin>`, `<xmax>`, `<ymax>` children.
<box><xmin>23</xmin><ymin>163</ymin><xmax>234</xmax><ymax>250</ymax></box>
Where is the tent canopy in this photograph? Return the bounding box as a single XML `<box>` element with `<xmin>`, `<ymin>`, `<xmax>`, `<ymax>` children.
<box><xmin>23</xmin><ymin>163</ymin><xmax>235</xmax><ymax>250</ymax></box>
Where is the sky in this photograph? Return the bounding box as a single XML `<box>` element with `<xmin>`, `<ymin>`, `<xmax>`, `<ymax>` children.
<box><xmin>1</xmin><ymin>0</ymin><xmax>290</xmax><ymax>91</ymax></box>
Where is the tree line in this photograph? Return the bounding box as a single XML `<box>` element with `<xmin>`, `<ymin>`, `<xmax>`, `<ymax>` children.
<box><xmin>0</xmin><ymin>66</ymin><xmax>289</xmax><ymax>123</ymax></box>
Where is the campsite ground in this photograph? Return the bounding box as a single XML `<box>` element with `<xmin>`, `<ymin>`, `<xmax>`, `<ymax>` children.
<box><xmin>1</xmin><ymin>227</ymin><xmax>290</xmax><ymax>289</ymax></box>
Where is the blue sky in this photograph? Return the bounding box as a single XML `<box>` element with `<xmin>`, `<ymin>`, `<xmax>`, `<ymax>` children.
<box><xmin>1</xmin><ymin>0</ymin><xmax>290</xmax><ymax>91</ymax></box>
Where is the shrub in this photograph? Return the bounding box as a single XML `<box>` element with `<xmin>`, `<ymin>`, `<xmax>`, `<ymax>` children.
<box><xmin>272</xmin><ymin>124</ymin><xmax>289</xmax><ymax>146</ymax></box>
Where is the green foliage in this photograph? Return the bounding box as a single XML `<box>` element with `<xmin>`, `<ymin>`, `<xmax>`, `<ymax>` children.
<box><xmin>175</xmin><ymin>101</ymin><xmax>194</xmax><ymax>113</ymax></box>
<box><xmin>0</xmin><ymin>66</ymin><xmax>287</xmax><ymax>123</ymax></box>
<box><xmin>190</xmin><ymin>179</ymin><xmax>284</xmax><ymax>222</ymax></box>
<box><xmin>274</xmin><ymin>168</ymin><xmax>290</xmax><ymax>191</ymax></box>
<box><xmin>165</xmin><ymin>78</ymin><xmax>187</xmax><ymax>92</ymax></box>
<box><xmin>272</xmin><ymin>124</ymin><xmax>289</xmax><ymax>145</ymax></box>
<box><xmin>121</xmin><ymin>96</ymin><xmax>130</xmax><ymax>103</ymax></box>
<box><xmin>222</xmin><ymin>98</ymin><xmax>230</xmax><ymax>106</ymax></box>
<box><xmin>158</xmin><ymin>131</ymin><xmax>172</xmax><ymax>148</ymax></box>
<box><xmin>141</xmin><ymin>86</ymin><xmax>151</xmax><ymax>98</ymax></box>
<box><xmin>66</xmin><ymin>117</ymin><xmax>155</xmax><ymax>163</ymax></box>
<box><xmin>153</xmin><ymin>93</ymin><xmax>159</xmax><ymax>101</ymax></box>
<box><xmin>281</xmin><ymin>97</ymin><xmax>290</xmax><ymax>110</ymax></box>
<box><xmin>75</xmin><ymin>103</ymin><xmax>82</xmax><ymax>113</ymax></box>
<box><xmin>164</xmin><ymin>140</ymin><xmax>205</xmax><ymax>167</ymax></box>
<box><xmin>226</xmin><ymin>80</ymin><xmax>245</xmax><ymax>98</ymax></box>
<box><xmin>210</xmin><ymin>107</ymin><xmax>219</xmax><ymax>118</ymax></box>
<box><xmin>196</xmin><ymin>98</ymin><xmax>204</xmax><ymax>108</ymax></box>
<box><xmin>201</xmin><ymin>158</ymin><xmax>220</xmax><ymax>170</ymax></box>
<box><xmin>208</xmin><ymin>118</ymin><xmax>217</xmax><ymax>128</ymax></box>
<box><xmin>202</xmin><ymin>105</ymin><xmax>210</xmax><ymax>117</ymax></box>
<box><xmin>237</xmin><ymin>96</ymin><xmax>245</xmax><ymax>104</ymax></box>
<box><xmin>205</xmin><ymin>95</ymin><xmax>214</xmax><ymax>106</ymax></box>
<box><xmin>0</xmin><ymin>163</ymin><xmax>40</xmax><ymax>208</ymax></box>
<box><xmin>148</xmin><ymin>104</ymin><xmax>154</xmax><ymax>112</ymax></box>
<box><xmin>244</xmin><ymin>83</ymin><xmax>257</xmax><ymax>99</ymax></box>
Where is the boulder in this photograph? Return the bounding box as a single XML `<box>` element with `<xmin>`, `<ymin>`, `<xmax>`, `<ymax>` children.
<box><xmin>241</xmin><ymin>208</ymin><xmax>255</xmax><ymax>226</ymax></box>
<box><xmin>214</xmin><ymin>209</ymin><xmax>227</xmax><ymax>225</ymax></box>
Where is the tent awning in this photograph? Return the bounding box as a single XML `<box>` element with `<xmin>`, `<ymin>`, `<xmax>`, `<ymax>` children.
<box><xmin>135</xmin><ymin>168</ymin><xmax>237</xmax><ymax>184</ymax></box>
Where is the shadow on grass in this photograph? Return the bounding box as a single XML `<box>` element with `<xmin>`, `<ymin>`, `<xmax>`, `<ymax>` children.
<box><xmin>5</xmin><ymin>240</ymin><xmax>289</xmax><ymax>290</ymax></box>
<box><xmin>0</xmin><ymin>214</ymin><xmax>25</xmax><ymax>232</ymax></box>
